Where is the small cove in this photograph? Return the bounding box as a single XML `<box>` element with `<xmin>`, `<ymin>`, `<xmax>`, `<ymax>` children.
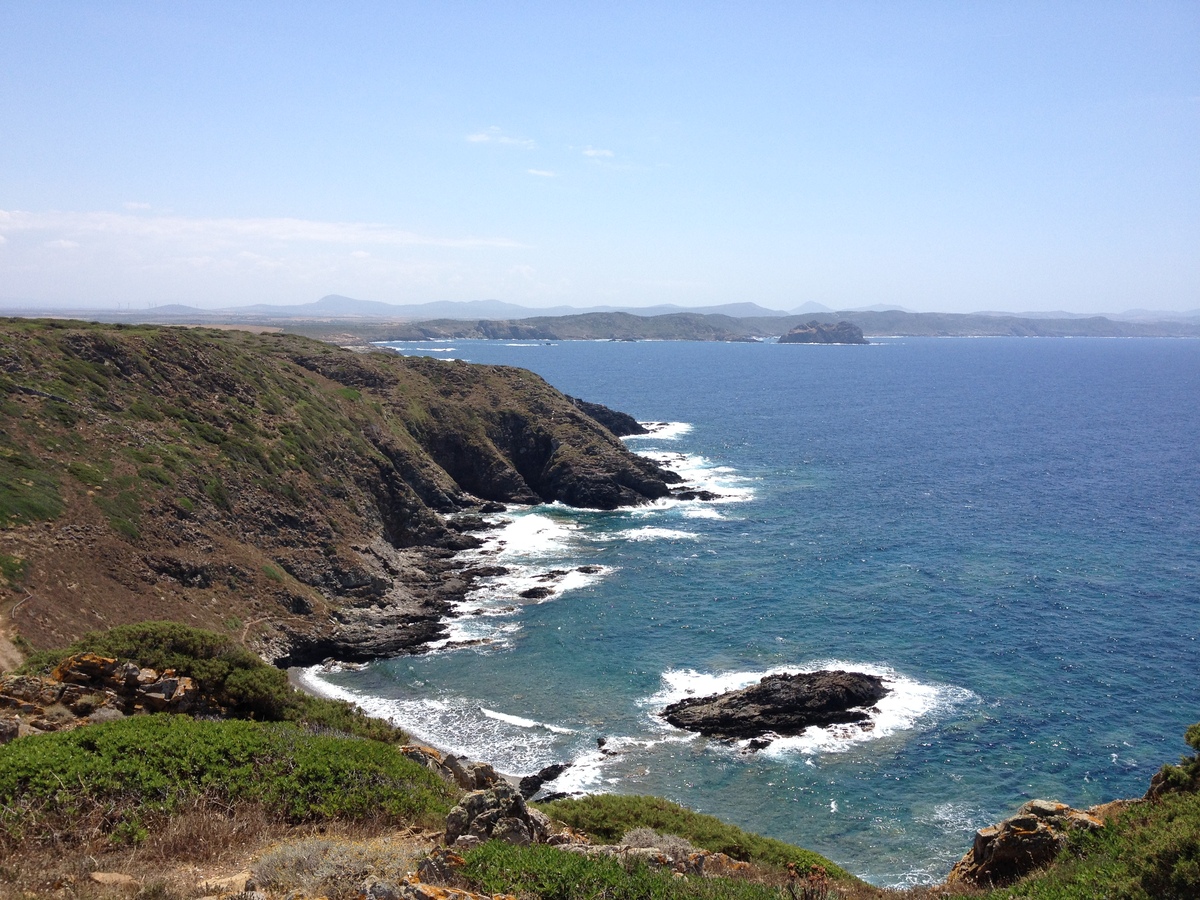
<box><xmin>310</xmin><ymin>336</ymin><xmax>1200</xmax><ymax>886</ymax></box>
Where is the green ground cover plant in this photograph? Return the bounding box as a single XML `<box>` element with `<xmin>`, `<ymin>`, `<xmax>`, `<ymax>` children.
<box><xmin>0</xmin><ymin>714</ymin><xmax>455</xmax><ymax>848</ymax></box>
<box><xmin>461</xmin><ymin>841</ymin><xmax>785</xmax><ymax>900</ymax></box>
<box><xmin>539</xmin><ymin>794</ymin><xmax>852</xmax><ymax>880</ymax></box>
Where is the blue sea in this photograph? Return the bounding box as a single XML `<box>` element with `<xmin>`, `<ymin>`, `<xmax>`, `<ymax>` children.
<box><xmin>306</xmin><ymin>337</ymin><xmax>1200</xmax><ymax>886</ymax></box>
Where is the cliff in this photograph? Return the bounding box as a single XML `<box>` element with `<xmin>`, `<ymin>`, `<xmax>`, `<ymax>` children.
<box><xmin>0</xmin><ymin>320</ymin><xmax>679</xmax><ymax>664</ymax></box>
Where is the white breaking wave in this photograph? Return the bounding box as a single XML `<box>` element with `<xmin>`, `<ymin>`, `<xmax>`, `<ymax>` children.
<box><xmin>299</xmin><ymin>668</ymin><xmax>578</xmax><ymax>774</ymax></box>
<box><xmin>608</xmin><ymin>527</ymin><xmax>699</xmax><ymax>542</ymax></box>
<box><xmin>428</xmin><ymin>509</ymin><xmax>613</xmax><ymax>651</ymax></box>
<box><xmin>637</xmin><ymin>450</ymin><xmax>756</xmax><ymax>506</ymax></box>
<box><xmin>644</xmin><ymin>661</ymin><xmax>977</xmax><ymax>755</ymax></box>
<box><xmin>624</xmin><ymin>421</ymin><xmax>693</xmax><ymax>441</ymax></box>
<box><xmin>481</xmin><ymin>707</ymin><xmax>577</xmax><ymax>734</ymax></box>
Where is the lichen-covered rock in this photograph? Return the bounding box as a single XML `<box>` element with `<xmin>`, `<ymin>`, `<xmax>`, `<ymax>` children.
<box><xmin>946</xmin><ymin>799</ymin><xmax>1105</xmax><ymax>887</ymax></box>
<box><xmin>444</xmin><ymin>782</ymin><xmax>548</xmax><ymax>847</ymax></box>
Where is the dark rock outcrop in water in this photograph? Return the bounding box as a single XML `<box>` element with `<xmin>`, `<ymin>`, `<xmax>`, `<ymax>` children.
<box><xmin>778</xmin><ymin>320</ymin><xmax>868</xmax><ymax>344</ymax></box>
<box><xmin>566</xmin><ymin>396</ymin><xmax>648</xmax><ymax>436</ymax></box>
<box><xmin>660</xmin><ymin>670</ymin><xmax>889</xmax><ymax>740</ymax></box>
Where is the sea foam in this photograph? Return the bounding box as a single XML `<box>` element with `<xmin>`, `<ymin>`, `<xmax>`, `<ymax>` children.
<box><xmin>645</xmin><ymin>661</ymin><xmax>977</xmax><ymax>756</ymax></box>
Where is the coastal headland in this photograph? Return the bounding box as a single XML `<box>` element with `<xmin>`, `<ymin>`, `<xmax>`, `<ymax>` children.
<box><xmin>0</xmin><ymin>319</ymin><xmax>691</xmax><ymax>666</ymax></box>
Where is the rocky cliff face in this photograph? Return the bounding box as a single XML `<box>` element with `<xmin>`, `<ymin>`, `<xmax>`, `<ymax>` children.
<box><xmin>0</xmin><ymin>320</ymin><xmax>678</xmax><ymax>664</ymax></box>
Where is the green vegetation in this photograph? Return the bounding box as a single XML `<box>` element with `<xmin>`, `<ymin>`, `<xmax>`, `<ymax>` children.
<box><xmin>0</xmin><ymin>715</ymin><xmax>455</xmax><ymax>846</ymax></box>
<box><xmin>0</xmin><ymin>552</ymin><xmax>26</xmax><ymax>586</ymax></box>
<box><xmin>18</xmin><ymin>622</ymin><xmax>408</xmax><ymax>742</ymax></box>
<box><xmin>462</xmin><ymin>842</ymin><xmax>783</xmax><ymax>900</ymax></box>
<box><xmin>1154</xmin><ymin>721</ymin><xmax>1200</xmax><ymax>796</ymax></box>
<box><xmin>0</xmin><ymin>443</ymin><xmax>63</xmax><ymax>527</ymax></box>
<box><xmin>540</xmin><ymin>794</ymin><xmax>851</xmax><ymax>880</ymax></box>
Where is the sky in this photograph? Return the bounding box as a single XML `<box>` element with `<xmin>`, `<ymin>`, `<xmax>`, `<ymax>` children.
<box><xmin>1</xmin><ymin>2</ymin><xmax>1197</xmax><ymax>315</ymax></box>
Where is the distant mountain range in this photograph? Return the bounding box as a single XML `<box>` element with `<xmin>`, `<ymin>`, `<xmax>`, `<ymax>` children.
<box><xmin>3</xmin><ymin>294</ymin><xmax>1198</xmax><ymax>339</ymax></box>
<box><xmin>167</xmin><ymin>295</ymin><xmax>819</xmax><ymax>320</ymax></box>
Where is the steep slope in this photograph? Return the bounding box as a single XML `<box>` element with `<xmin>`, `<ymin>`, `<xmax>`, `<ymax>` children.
<box><xmin>0</xmin><ymin>320</ymin><xmax>679</xmax><ymax>664</ymax></box>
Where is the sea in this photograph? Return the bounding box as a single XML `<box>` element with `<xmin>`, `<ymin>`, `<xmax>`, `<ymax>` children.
<box><xmin>303</xmin><ymin>336</ymin><xmax>1200</xmax><ymax>887</ymax></box>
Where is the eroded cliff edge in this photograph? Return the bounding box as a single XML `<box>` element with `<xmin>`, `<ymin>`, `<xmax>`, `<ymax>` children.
<box><xmin>0</xmin><ymin>320</ymin><xmax>681</xmax><ymax>665</ymax></box>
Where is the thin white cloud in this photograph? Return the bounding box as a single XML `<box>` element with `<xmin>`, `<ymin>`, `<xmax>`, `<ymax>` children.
<box><xmin>0</xmin><ymin>209</ymin><xmax>522</xmax><ymax>249</ymax></box>
<box><xmin>350</xmin><ymin>250</ymin><xmax>370</xmax><ymax>259</ymax></box>
<box><xmin>582</xmin><ymin>147</ymin><xmax>614</xmax><ymax>158</ymax></box>
<box><xmin>527</xmin><ymin>169</ymin><xmax>557</xmax><ymax>178</ymax></box>
<box><xmin>44</xmin><ymin>239</ymin><xmax>79</xmax><ymax>249</ymax></box>
<box><xmin>466</xmin><ymin>126</ymin><xmax>536</xmax><ymax>149</ymax></box>
<box><xmin>123</xmin><ymin>201</ymin><xmax>152</xmax><ymax>210</ymax></box>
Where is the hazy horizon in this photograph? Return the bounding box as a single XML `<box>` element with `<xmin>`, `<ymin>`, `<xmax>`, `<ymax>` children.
<box><xmin>2</xmin><ymin>3</ymin><xmax>1197</xmax><ymax>315</ymax></box>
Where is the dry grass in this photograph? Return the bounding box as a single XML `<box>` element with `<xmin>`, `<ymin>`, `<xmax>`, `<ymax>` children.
<box><xmin>0</xmin><ymin>801</ymin><xmax>439</xmax><ymax>900</ymax></box>
<box><xmin>252</xmin><ymin>833</ymin><xmax>429</xmax><ymax>899</ymax></box>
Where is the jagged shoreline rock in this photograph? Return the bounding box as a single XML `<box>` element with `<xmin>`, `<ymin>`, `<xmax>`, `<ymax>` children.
<box><xmin>660</xmin><ymin>670</ymin><xmax>889</xmax><ymax>743</ymax></box>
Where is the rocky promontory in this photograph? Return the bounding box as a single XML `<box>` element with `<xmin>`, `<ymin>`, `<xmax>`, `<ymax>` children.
<box><xmin>0</xmin><ymin>320</ymin><xmax>683</xmax><ymax>666</ymax></box>
<box><xmin>778</xmin><ymin>320</ymin><xmax>868</xmax><ymax>344</ymax></box>
<box><xmin>660</xmin><ymin>670</ymin><xmax>889</xmax><ymax>742</ymax></box>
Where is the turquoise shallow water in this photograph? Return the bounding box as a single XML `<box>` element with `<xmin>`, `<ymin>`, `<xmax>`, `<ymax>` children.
<box><xmin>310</xmin><ymin>337</ymin><xmax>1200</xmax><ymax>886</ymax></box>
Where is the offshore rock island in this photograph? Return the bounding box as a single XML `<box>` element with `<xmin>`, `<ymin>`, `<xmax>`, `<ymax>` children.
<box><xmin>777</xmin><ymin>320</ymin><xmax>869</xmax><ymax>344</ymax></box>
<box><xmin>660</xmin><ymin>670</ymin><xmax>890</xmax><ymax>743</ymax></box>
<box><xmin>0</xmin><ymin>319</ymin><xmax>684</xmax><ymax>666</ymax></box>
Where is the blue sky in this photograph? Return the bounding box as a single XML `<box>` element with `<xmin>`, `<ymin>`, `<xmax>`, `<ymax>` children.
<box><xmin>1</xmin><ymin>2</ymin><xmax>1197</xmax><ymax>313</ymax></box>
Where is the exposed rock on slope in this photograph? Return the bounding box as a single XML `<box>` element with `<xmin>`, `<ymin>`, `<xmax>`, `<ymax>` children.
<box><xmin>946</xmin><ymin>798</ymin><xmax>1112</xmax><ymax>887</ymax></box>
<box><xmin>660</xmin><ymin>670</ymin><xmax>889</xmax><ymax>742</ymax></box>
<box><xmin>0</xmin><ymin>320</ymin><xmax>678</xmax><ymax>664</ymax></box>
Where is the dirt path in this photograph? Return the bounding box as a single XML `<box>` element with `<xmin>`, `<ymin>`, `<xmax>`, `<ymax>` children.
<box><xmin>0</xmin><ymin>600</ymin><xmax>27</xmax><ymax>672</ymax></box>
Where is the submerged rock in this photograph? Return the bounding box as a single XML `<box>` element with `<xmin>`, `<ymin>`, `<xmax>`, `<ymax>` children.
<box><xmin>660</xmin><ymin>670</ymin><xmax>889</xmax><ymax>741</ymax></box>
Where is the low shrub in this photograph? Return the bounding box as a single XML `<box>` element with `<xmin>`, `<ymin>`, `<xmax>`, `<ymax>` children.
<box><xmin>253</xmin><ymin>836</ymin><xmax>424</xmax><ymax>900</ymax></box>
<box><xmin>462</xmin><ymin>841</ymin><xmax>783</xmax><ymax>900</ymax></box>
<box><xmin>539</xmin><ymin>794</ymin><xmax>852</xmax><ymax>880</ymax></box>
<box><xmin>0</xmin><ymin>715</ymin><xmax>455</xmax><ymax>848</ymax></box>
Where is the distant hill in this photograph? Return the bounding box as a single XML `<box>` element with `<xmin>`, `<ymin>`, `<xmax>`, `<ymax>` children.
<box><xmin>4</xmin><ymin>296</ymin><xmax>1198</xmax><ymax>339</ymax></box>
<box><xmin>302</xmin><ymin>309</ymin><xmax>1200</xmax><ymax>342</ymax></box>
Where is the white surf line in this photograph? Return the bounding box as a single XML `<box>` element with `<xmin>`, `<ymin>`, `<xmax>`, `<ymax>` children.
<box><xmin>644</xmin><ymin>662</ymin><xmax>978</xmax><ymax>755</ymax></box>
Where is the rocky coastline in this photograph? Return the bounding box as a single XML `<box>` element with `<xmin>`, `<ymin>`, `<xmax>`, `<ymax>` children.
<box><xmin>0</xmin><ymin>321</ymin><xmax>697</xmax><ymax>668</ymax></box>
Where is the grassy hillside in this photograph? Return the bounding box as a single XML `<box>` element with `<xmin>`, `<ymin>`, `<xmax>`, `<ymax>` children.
<box><xmin>0</xmin><ymin>319</ymin><xmax>676</xmax><ymax>663</ymax></box>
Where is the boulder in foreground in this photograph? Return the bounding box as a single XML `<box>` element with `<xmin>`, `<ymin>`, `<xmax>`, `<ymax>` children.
<box><xmin>660</xmin><ymin>670</ymin><xmax>889</xmax><ymax>741</ymax></box>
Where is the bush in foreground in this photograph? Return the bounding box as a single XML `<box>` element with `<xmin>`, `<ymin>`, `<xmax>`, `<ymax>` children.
<box><xmin>0</xmin><ymin>714</ymin><xmax>454</xmax><ymax>848</ymax></box>
<box><xmin>462</xmin><ymin>841</ymin><xmax>784</xmax><ymax>900</ymax></box>
<box><xmin>539</xmin><ymin>794</ymin><xmax>853</xmax><ymax>881</ymax></box>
